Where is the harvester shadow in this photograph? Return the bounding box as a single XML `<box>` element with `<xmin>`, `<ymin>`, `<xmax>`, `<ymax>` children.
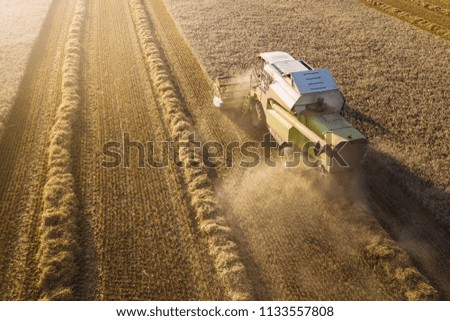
<box><xmin>362</xmin><ymin>147</ymin><xmax>450</xmax><ymax>299</ymax></box>
<box><xmin>345</xmin><ymin>105</ymin><xmax>387</xmax><ymax>135</ymax></box>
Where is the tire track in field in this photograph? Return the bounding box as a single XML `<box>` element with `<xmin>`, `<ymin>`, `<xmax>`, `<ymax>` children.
<box><xmin>0</xmin><ymin>0</ymin><xmax>77</xmax><ymax>300</ymax></box>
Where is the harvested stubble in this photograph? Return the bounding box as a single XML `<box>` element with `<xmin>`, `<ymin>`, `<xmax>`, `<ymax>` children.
<box><xmin>37</xmin><ymin>0</ymin><xmax>87</xmax><ymax>300</ymax></box>
<box><xmin>128</xmin><ymin>0</ymin><xmax>252</xmax><ymax>300</ymax></box>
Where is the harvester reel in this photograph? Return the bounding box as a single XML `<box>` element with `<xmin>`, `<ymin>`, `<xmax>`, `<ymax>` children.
<box><xmin>250</xmin><ymin>99</ymin><xmax>266</xmax><ymax>129</ymax></box>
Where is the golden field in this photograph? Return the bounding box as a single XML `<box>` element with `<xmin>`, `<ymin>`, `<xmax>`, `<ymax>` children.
<box><xmin>0</xmin><ymin>0</ymin><xmax>448</xmax><ymax>300</ymax></box>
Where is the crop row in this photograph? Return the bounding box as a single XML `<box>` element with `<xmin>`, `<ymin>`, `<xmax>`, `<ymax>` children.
<box><xmin>406</xmin><ymin>0</ymin><xmax>450</xmax><ymax>17</ymax></box>
<box><xmin>362</xmin><ymin>0</ymin><xmax>450</xmax><ymax>40</ymax></box>
<box><xmin>36</xmin><ymin>0</ymin><xmax>86</xmax><ymax>300</ymax></box>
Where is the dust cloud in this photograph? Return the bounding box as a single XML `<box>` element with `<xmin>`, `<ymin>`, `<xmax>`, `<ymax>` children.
<box><xmin>216</xmin><ymin>161</ymin><xmax>438</xmax><ymax>299</ymax></box>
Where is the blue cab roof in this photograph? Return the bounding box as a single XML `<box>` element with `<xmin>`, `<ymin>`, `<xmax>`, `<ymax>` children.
<box><xmin>291</xmin><ymin>68</ymin><xmax>339</xmax><ymax>94</ymax></box>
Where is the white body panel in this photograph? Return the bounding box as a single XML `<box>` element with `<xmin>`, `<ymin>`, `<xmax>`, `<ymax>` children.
<box><xmin>259</xmin><ymin>52</ymin><xmax>345</xmax><ymax>114</ymax></box>
<box><xmin>260</xmin><ymin>51</ymin><xmax>296</xmax><ymax>64</ymax></box>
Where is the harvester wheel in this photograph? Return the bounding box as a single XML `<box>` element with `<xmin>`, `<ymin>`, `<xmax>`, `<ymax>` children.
<box><xmin>250</xmin><ymin>100</ymin><xmax>266</xmax><ymax>129</ymax></box>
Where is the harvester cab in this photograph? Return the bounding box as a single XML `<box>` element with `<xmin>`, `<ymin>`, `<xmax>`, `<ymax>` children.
<box><xmin>212</xmin><ymin>51</ymin><xmax>367</xmax><ymax>172</ymax></box>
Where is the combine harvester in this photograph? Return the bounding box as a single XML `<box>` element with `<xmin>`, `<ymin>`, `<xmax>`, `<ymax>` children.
<box><xmin>212</xmin><ymin>51</ymin><xmax>367</xmax><ymax>172</ymax></box>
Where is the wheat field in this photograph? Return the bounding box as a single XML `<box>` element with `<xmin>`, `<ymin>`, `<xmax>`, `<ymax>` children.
<box><xmin>0</xmin><ymin>0</ymin><xmax>448</xmax><ymax>300</ymax></box>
